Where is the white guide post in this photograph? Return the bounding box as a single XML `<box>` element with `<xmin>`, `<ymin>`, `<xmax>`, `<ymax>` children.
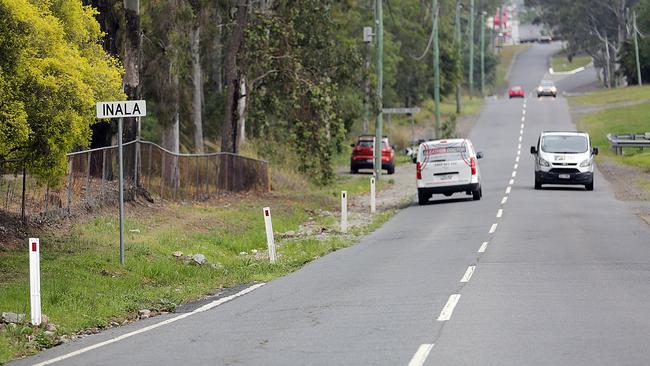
<box><xmin>370</xmin><ymin>176</ymin><xmax>376</xmax><ymax>214</ymax></box>
<box><xmin>28</xmin><ymin>238</ymin><xmax>41</xmax><ymax>326</ymax></box>
<box><xmin>263</xmin><ymin>207</ymin><xmax>277</xmax><ymax>263</ymax></box>
<box><xmin>341</xmin><ymin>191</ymin><xmax>348</xmax><ymax>233</ymax></box>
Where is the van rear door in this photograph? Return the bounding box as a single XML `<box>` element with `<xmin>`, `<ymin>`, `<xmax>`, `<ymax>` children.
<box><xmin>419</xmin><ymin>141</ymin><xmax>473</xmax><ymax>187</ymax></box>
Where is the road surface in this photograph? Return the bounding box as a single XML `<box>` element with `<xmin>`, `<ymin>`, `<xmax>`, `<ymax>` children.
<box><xmin>14</xmin><ymin>45</ymin><xmax>650</xmax><ymax>366</ymax></box>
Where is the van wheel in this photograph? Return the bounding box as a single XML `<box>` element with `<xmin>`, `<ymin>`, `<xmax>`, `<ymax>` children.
<box><xmin>534</xmin><ymin>179</ymin><xmax>542</xmax><ymax>190</ymax></box>
<box><xmin>585</xmin><ymin>181</ymin><xmax>594</xmax><ymax>191</ymax></box>
<box><xmin>472</xmin><ymin>188</ymin><xmax>482</xmax><ymax>201</ymax></box>
<box><xmin>418</xmin><ymin>191</ymin><xmax>429</xmax><ymax>205</ymax></box>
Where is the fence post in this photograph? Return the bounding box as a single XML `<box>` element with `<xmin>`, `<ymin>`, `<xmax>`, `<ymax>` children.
<box><xmin>160</xmin><ymin>152</ymin><xmax>165</xmax><ymax>200</ymax></box>
<box><xmin>101</xmin><ymin>149</ymin><xmax>107</xmax><ymax>197</ymax></box>
<box><xmin>85</xmin><ymin>152</ymin><xmax>92</xmax><ymax>202</ymax></box>
<box><xmin>66</xmin><ymin>158</ymin><xmax>73</xmax><ymax>214</ymax></box>
<box><xmin>21</xmin><ymin>166</ymin><xmax>26</xmax><ymax>222</ymax></box>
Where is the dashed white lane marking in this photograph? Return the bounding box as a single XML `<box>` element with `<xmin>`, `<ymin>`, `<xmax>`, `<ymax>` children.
<box><xmin>497</xmin><ymin>209</ymin><xmax>503</xmax><ymax>218</ymax></box>
<box><xmin>514</xmin><ymin>163</ymin><xmax>519</xmax><ymax>170</ymax></box>
<box><xmin>521</xmin><ymin>123</ymin><xmax>525</xmax><ymax>129</ymax></box>
<box><xmin>515</xmin><ymin>156</ymin><xmax>520</xmax><ymax>163</ymax></box>
<box><xmin>521</xmin><ymin>116</ymin><xmax>525</xmax><ymax>122</ymax></box>
<box><xmin>512</xmin><ymin>171</ymin><xmax>517</xmax><ymax>178</ymax></box>
<box><xmin>520</xmin><ymin>129</ymin><xmax>524</xmax><ymax>135</ymax></box>
<box><xmin>489</xmin><ymin>223</ymin><xmax>498</xmax><ymax>233</ymax></box>
<box><xmin>506</xmin><ymin>186</ymin><xmax>511</xmax><ymax>194</ymax></box>
<box><xmin>509</xmin><ymin>179</ymin><xmax>514</xmax><ymax>185</ymax></box>
<box><xmin>478</xmin><ymin>241</ymin><xmax>489</xmax><ymax>253</ymax></box>
<box><xmin>437</xmin><ymin>294</ymin><xmax>461</xmax><ymax>321</ymax></box>
<box><xmin>408</xmin><ymin>344</ymin><xmax>435</xmax><ymax>366</ymax></box>
<box><xmin>501</xmin><ymin>196</ymin><xmax>508</xmax><ymax>204</ymax></box>
<box><xmin>518</xmin><ymin>136</ymin><xmax>523</xmax><ymax>142</ymax></box>
<box><xmin>518</xmin><ymin>143</ymin><xmax>522</xmax><ymax>150</ymax></box>
<box><xmin>460</xmin><ymin>266</ymin><xmax>476</xmax><ymax>283</ymax></box>
<box><xmin>523</xmin><ymin>110</ymin><xmax>526</xmax><ymax>115</ymax></box>
<box><xmin>32</xmin><ymin>283</ymin><xmax>266</xmax><ymax>366</ymax></box>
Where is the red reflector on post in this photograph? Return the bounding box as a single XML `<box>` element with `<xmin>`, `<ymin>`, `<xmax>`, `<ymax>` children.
<box><xmin>32</xmin><ymin>242</ymin><xmax>37</xmax><ymax>252</ymax></box>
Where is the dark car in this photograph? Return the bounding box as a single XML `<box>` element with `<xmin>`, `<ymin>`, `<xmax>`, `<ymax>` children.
<box><xmin>350</xmin><ymin>135</ymin><xmax>395</xmax><ymax>174</ymax></box>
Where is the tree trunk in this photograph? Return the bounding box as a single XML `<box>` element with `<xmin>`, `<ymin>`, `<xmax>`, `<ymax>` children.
<box><xmin>163</xmin><ymin>72</ymin><xmax>180</xmax><ymax>190</ymax></box>
<box><xmin>190</xmin><ymin>23</ymin><xmax>204</xmax><ymax>153</ymax></box>
<box><xmin>221</xmin><ymin>0</ymin><xmax>249</xmax><ymax>153</ymax></box>
<box><xmin>123</xmin><ymin>0</ymin><xmax>141</xmax><ymax>179</ymax></box>
<box><xmin>236</xmin><ymin>76</ymin><xmax>247</xmax><ymax>149</ymax></box>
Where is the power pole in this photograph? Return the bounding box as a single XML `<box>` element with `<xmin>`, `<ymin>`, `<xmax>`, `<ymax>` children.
<box><xmin>468</xmin><ymin>0</ymin><xmax>475</xmax><ymax>99</ymax></box>
<box><xmin>481</xmin><ymin>11</ymin><xmax>486</xmax><ymax>97</ymax></box>
<box><xmin>374</xmin><ymin>0</ymin><xmax>384</xmax><ymax>179</ymax></box>
<box><xmin>433</xmin><ymin>0</ymin><xmax>441</xmax><ymax>138</ymax></box>
<box><xmin>633</xmin><ymin>10</ymin><xmax>643</xmax><ymax>86</ymax></box>
<box><xmin>363</xmin><ymin>27</ymin><xmax>373</xmax><ymax>133</ymax></box>
<box><xmin>455</xmin><ymin>1</ymin><xmax>462</xmax><ymax>114</ymax></box>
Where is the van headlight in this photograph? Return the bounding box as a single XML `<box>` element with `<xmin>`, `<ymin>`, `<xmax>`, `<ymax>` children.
<box><xmin>538</xmin><ymin>157</ymin><xmax>550</xmax><ymax>167</ymax></box>
<box><xmin>580</xmin><ymin>158</ymin><xmax>592</xmax><ymax>167</ymax></box>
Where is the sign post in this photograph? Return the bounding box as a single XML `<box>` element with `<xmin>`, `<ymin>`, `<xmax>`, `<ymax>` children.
<box><xmin>263</xmin><ymin>207</ymin><xmax>277</xmax><ymax>263</ymax></box>
<box><xmin>29</xmin><ymin>238</ymin><xmax>41</xmax><ymax>326</ymax></box>
<box><xmin>96</xmin><ymin>100</ymin><xmax>146</xmax><ymax>265</ymax></box>
<box><xmin>341</xmin><ymin>191</ymin><xmax>348</xmax><ymax>233</ymax></box>
<box><xmin>370</xmin><ymin>177</ymin><xmax>376</xmax><ymax>214</ymax></box>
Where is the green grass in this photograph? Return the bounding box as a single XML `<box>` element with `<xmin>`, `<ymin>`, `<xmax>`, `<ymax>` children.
<box><xmin>575</xmin><ymin>101</ymin><xmax>650</xmax><ymax>171</ymax></box>
<box><xmin>551</xmin><ymin>54</ymin><xmax>591</xmax><ymax>73</ymax></box>
<box><xmin>0</xmin><ymin>174</ymin><xmax>395</xmax><ymax>363</ymax></box>
<box><xmin>495</xmin><ymin>44</ymin><xmax>530</xmax><ymax>92</ymax></box>
<box><xmin>569</xmin><ymin>85</ymin><xmax>650</xmax><ymax>106</ymax></box>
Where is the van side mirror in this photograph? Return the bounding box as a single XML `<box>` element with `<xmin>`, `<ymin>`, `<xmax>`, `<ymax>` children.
<box><xmin>592</xmin><ymin>147</ymin><xmax>599</xmax><ymax>155</ymax></box>
<box><xmin>476</xmin><ymin>151</ymin><xmax>484</xmax><ymax>159</ymax></box>
<box><xmin>530</xmin><ymin>146</ymin><xmax>538</xmax><ymax>154</ymax></box>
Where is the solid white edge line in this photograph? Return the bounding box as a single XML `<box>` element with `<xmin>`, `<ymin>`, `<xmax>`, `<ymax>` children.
<box><xmin>408</xmin><ymin>344</ymin><xmax>435</xmax><ymax>366</ymax></box>
<box><xmin>460</xmin><ymin>266</ymin><xmax>476</xmax><ymax>283</ymax></box>
<box><xmin>506</xmin><ymin>186</ymin><xmax>511</xmax><ymax>194</ymax></box>
<box><xmin>437</xmin><ymin>294</ymin><xmax>461</xmax><ymax>321</ymax></box>
<box><xmin>489</xmin><ymin>223</ymin><xmax>498</xmax><ymax>234</ymax></box>
<box><xmin>497</xmin><ymin>209</ymin><xmax>503</xmax><ymax>218</ymax></box>
<box><xmin>478</xmin><ymin>241</ymin><xmax>489</xmax><ymax>253</ymax></box>
<box><xmin>501</xmin><ymin>196</ymin><xmax>508</xmax><ymax>205</ymax></box>
<box><xmin>32</xmin><ymin>283</ymin><xmax>267</xmax><ymax>366</ymax></box>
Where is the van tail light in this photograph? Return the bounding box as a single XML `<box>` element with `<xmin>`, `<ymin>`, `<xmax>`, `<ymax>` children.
<box><xmin>416</xmin><ymin>162</ymin><xmax>422</xmax><ymax>180</ymax></box>
<box><xmin>470</xmin><ymin>157</ymin><xmax>477</xmax><ymax>175</ymax></box>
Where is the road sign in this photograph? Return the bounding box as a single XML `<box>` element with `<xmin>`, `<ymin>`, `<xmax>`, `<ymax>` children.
<box><xmin>95</xmin><ymin>100</ymin><xmax>147</xmax><ymax>265</ymax></box>
<box><xmin>382</xmin><ymin>107</ymin><xmax>421</xmax><ymax>115</ymax></box>
<box><xmin>96</xmin><ymin>100</ymin><xmax>147</xmax><ymax>119</ymax></box>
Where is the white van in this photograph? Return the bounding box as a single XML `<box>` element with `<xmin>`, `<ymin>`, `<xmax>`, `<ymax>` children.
<box><xmin>415</xmin><ymin>139</ymin><xmax>484</xmax><ymax>205</ymax></box>
<box><xmin>530</xmin><ymin>131</ymin><xmax>598</xmax><ymax>190</ymax></box>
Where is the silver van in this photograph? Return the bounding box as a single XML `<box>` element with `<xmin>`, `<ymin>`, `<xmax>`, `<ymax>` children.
<box><xmin>530</xmin><ymin>131</ymin><xmax>598</xmax><ymax>190</ymax></box>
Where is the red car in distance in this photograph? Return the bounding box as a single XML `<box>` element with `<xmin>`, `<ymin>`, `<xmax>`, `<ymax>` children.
<box><xmin>508</xmin><ymin>86</ymin><xmax>525</xmax><ymax>99</ymax></box>
<box><xmin>350</xmin><ymin>135</ymin><xmax>395</xmax><ymax>174</ymax></box>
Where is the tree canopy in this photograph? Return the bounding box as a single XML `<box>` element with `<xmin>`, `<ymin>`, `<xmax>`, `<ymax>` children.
<box><xmin>0</xmin><ymin>0</ymin><xmax>124</xmax><ymax>182</ymax></box>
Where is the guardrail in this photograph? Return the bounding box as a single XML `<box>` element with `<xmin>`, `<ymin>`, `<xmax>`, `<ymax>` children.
<box><xmin>607</xmin><ymin>133</ymin><xmax>650</xmax><ymax>155</ymax></box>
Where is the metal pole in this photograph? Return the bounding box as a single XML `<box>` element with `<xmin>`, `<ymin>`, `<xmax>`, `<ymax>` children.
<box><xmin>118</xmin><ymin>117</ymin><xmax>125</xmax><ymax>265</ymax></box>
<box><xmin>468</xmin><ymin>0</ymin><xmax>475</xmax><ymax>99</ymax></box>
<box><xmin>481</xmin><ymin>11</ymin><xmax>486</xmax><ymax>97</ymax></box>
<box><xmin>364</xmin><ymin>42</ymin><xmax>371</xmax><ymax>133</ymax></box>
<box><xmin>634</xmin><ymin>10</ymin><xmax>643</xmax><ymax>86</ymax></box>
<box><xmin>433</xmin><ymin>0</ymin><xmax>441</xmax><ymax>139</ymax></box>
<box><xmin>374</xmin><ymin>0</ymin><xmax>384</xmax><ymax>180</ymax></box>
<box><xmin>375</xmin><ymin>0</ymin><xmax>384</xmax><ymax>179</ymax></box>
<box><xmin>455</xmin><ymin>1</ymin><xmax>462</xmax><ymax>114</ymax></box>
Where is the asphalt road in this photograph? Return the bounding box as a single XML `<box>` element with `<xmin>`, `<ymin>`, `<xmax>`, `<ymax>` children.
<box><xmin>14</xmin><ymin>45</ymin><xmax>650</xmax><ymax>366</ymax></box>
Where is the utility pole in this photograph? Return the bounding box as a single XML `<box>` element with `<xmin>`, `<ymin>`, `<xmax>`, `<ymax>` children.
<box><xmin>468</xmin><ymin>0</ymin><xmax>475</xmax><ymax>99</ymax></box>
<box><xmin>633</xmin><ymin>10</ymin><xmax>643</xmax><ymax>86</ymax></box>
<box><xmin>363</xmin><ymin>27</ymin><xmax>374</xmax><ymax>133</ymax></box>
<box><xmin>455</xmin><ymin>1</ymin><xmax>462</xmax><ymax>114</ymax></box>
<box><xmin>374</xmin><ymin>0</ymin><xmax>384</xmax><ymax>179</ymax></box>
<box><xmin>481</xmin><ymin>11</ymin><xmax>486</xmax><ymax>97</ymax></box>
<box><xmin>433</xmin><ymin>0</ymin><xmax>441</xmax><ymax>138</ymax></box>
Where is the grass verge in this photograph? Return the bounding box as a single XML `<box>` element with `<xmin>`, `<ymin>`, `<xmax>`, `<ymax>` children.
<box><xmin>570</xmin><ymin>85</ymin><xmax>650</xmax><ymax>106</ymax></box>
<box><xmin>0</xmin><ymin>174</ymin><xmax>395</xmax><ymax>363</ymax></box>
<box><xmin>550</xmin><ymin>54</ymin><xmax>591</xmax><ymax>73</ymax></box>
<box><xmin>574</xmin><ymin>101</ymin><xmax>650</xmax><ymax>171</ymax></box>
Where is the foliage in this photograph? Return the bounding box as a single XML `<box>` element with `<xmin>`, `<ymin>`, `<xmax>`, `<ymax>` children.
<box><xmin>0</xmin><ymin>0</ymin><xmax>123</xmax><ymax>183</ymax></box>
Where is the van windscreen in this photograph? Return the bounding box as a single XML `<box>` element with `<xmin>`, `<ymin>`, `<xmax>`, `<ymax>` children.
<box><xmin>541</xmin><ymin>135</ymin><xmax>588</xmax><ymax>153</ymax></box>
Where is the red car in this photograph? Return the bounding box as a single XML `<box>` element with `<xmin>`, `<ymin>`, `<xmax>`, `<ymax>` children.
<box><xmin>350</xmin><ymin>135</ymin><xmax>395</xmax><ymax>174</ymax></box>
<box><xmin>508</xmin><ymin>86</ymin><xmax>525</xmax><ymax>98</ymax></box>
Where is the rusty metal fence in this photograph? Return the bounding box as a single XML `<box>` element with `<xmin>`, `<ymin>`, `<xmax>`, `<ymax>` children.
<box><xmin>0</xmin><ymin>141</ymin><xmax>270</xmax><ymax>219</ymax></box>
